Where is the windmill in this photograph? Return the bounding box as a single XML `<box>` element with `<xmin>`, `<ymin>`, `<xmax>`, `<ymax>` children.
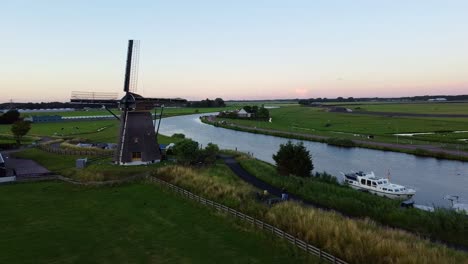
<box><xmin>71</xmin><ymin>40</ymin><xmax>187</xmax><ymax>165</ymax></box>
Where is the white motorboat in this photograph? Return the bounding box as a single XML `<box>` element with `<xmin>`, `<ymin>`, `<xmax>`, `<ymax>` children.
<box><xmin>343</xmin><ymin>171</ymin><xmax>416</xmax><ymax>200</ymax></box>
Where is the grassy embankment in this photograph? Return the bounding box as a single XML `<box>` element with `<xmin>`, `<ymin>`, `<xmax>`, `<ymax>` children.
<box><xmin>152</xmin><ymin>163</ymin><xmax>468</xmax><ymax>264</ymax></box>
<box><xmin>0</xmin><ymin>182</ymin><xmax>313</xmax><ymax>264</ymax></box>
<box><xmin>235</xmin><ymin>154</ymin><xmax>468</xmax><ymax>249</ymax></box>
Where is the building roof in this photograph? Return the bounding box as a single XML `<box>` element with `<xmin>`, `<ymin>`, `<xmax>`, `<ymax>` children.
<box><xmin>238</xmin><ymin>109</ymin><xmax>248</xmax><ymax>114</ymax></box>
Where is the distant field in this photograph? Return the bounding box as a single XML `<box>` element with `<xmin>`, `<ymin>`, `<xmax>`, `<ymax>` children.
<box><xmin>19</xmin><ymin>106</ymin><xmax>235</xmax><ymax>118</ymax></box>
<box><xmin>341</xmin><ymin>102</ymin><xmax>468</xmax><ymax>115</ymax></box>
<box><xmin>216</xmin><ymin>105</ymin><xmax>468</xmax><ymax>147</ymax></box>
<box><xmin>0</xmin><ymin>182</ymin><xmax>312</xmax><ymax>263</ymax></box>
<box><xmin>226</xmin><ymin>101</ymin><xmax>298</xmax><ymax>107</ymax></box>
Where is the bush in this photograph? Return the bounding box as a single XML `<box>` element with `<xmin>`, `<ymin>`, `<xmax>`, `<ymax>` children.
<box><xmin>272</xmin><ymin>141</ymin><xmax>313</xmax><ymax>177</ymax></box>
<box><xmin>173</xmin><ymin>139</ymin><xmax>200</xmax><ymax>165</ymax></box>
<box><xmin>171</xmin><ymin>133</ymin><xmax>186</xmax><ymax>139</ymax></box>
<box><xmin>199</xmin><ymin>143</ymin><xmax>219</xmax><ymax>164</ymax></box>
<box><xmin>326</xmin><ymin>137</ymin><xmax>356</xmax><ymax>147</ymax></box>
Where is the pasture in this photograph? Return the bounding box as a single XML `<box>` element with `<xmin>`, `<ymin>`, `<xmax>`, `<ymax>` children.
<box><xmin>217</xmin><ymin>105</ymin><xmax>468</xmax><ymax>147</ymax></box>
<box><xmin>0</xmin><ymin>182</ymin><xmax>313</xmax><ymax>264</ymax></box>
<box><xmin>341</xmin><ymin>102</ymin><xmax>468</xmax><ymax>115</ymax></box>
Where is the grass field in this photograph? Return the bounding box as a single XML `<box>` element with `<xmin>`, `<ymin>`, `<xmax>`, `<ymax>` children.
<box><xmin>341</xmin><ymin>102</ymin><xmax>468</xmax><ymax>115</ymax></box>
<box><xmin>0</xmin><ymin>119</ymin><xmax>184</xmax><ymax>144</ymax></box>
<box><xmin>0</xmin><ymin>182</ymin><xmax>313</xmax><ymax>264</ymax></box>
<box><xmin>19</xmin><ymin>106</ymin><xmax>235</xmax><ymax>118</ymax></box>
<box><xmin>215</xmin><ymin>105</ymin><xmax>468</xmax><ymax>147</ymax></box>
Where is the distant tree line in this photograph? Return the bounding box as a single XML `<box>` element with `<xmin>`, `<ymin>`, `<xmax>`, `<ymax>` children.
<box><xmin>187</xmin><ymin>98</ymin><xmax>225</xmax><ymax>108</ymax></box>
<box><xmin>0</xmin><ymin>110</ymin><xmax>21</xmax><ymax>124</ymax></box>
<box><xmin>0</xmin><ymin>102</ymin><xmax>106</xmax><ymax>110</ymax></box>
<box><xmin>299</xmin><ymin>94</ymin><xmax>468</xmax><ymax>105</ymax></box>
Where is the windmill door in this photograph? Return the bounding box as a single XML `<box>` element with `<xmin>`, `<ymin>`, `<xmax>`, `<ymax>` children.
<box><xmin>131</xmin><ymin>152</ymin><xmax>142</xmax><ymax>161</ymax></box>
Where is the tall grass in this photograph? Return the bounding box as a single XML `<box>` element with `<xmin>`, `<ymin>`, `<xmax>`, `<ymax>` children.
<box><xmin>152</xmin><ymin>164</ymin><xmax>264</xmax><ymax>212</ymax></box>
<box><xmin>152</xmin><ymin>163</ymin><xmax>468</xmax><ymax>263</ymax></box>
<box><xmin>237</xmin><ymin>156</ymin><xmax>468</xmax><ymax>248</ymax></box>
<box><xmin>267</xmin><ymin>202</ymin><xmax>468</xmax><ymax>264</ymax></box>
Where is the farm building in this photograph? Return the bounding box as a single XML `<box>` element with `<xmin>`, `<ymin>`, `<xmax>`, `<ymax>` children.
<box><xmin>26</xmin><ymin>115</ymin><xmax>63</xmax><ymax>123</ymax></box>
<box><xmin>237</xmin><ymin>109</ymin><xmax>252</xmax><ymax>118</ymax></box>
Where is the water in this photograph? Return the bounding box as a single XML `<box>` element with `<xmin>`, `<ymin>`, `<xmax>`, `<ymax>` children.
<box><xmin>159</xmin><ymin>113</ymin><xmax>468</xmax><ymax>207</ymax></box>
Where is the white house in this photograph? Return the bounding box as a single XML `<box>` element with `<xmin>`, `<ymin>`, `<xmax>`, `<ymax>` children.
<box><xmin>237</xmin><ymin>109</ymin><xmax>251</xmax><ymax>118</ymax></box>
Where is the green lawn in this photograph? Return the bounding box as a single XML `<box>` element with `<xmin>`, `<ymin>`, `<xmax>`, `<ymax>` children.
<box><xmin>216</xmin><ymin>105</ymin><xmax>468</xmax><ymax>146</ymax></box>
<box><xmin>0</xmin><ymin>182</ymin><xmax>313</xmax><ymax>264</ymax></box>
<box><xmin>340</xmin><ymin>102</ymin><xmax>468</xmax><ymax>115</ymax></box>
<box><xmin>0</xmin><ymin>120</ymin><xmax>183</xmax><ymax>144</ymax></box>
<box><xmin>20</xmin><ymin>106</ymin><xmax>235</xmax><ymax>118</ymax></box>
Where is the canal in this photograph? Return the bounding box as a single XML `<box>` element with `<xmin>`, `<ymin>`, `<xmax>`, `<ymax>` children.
<box><xmin>160</xmin><ymin>113</ymin><xmax>468</xmax><ymax>207</ymax></box>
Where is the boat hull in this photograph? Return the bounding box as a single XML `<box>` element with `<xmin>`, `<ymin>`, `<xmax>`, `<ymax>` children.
<box><xmin>348</xmin><ymin>184</ymin><xmax>415</xmax><ymax>200</ymax></box>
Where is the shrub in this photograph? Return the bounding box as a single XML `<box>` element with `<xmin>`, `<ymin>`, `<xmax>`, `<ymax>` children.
<box><xmin>171</xmin><ymin>133</ymin><xmax>186</xmax><ymax>139</ymax></box>
<box><xmin>272</xmin><ymin>141</ymin><xmax>313</xmax><ymax>177</ymax></box>
<box><xmin>199</xmin><ymin>143</ymin><xmax>219</xmax><ymax>164</ymax></box>
<box><xmin>173</xmin><ymin>139</ymin><xmax>200</xmax><ymax>165</ymax></box>
<box><xmin>326</xmin><ymin>137</ymin><xmax>356</xmax><ymax>147</ymax></box>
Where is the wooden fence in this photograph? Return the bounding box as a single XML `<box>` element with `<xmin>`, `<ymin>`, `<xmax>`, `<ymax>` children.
<box><xmin>37</xmin><ymin>144</ymin><xmax>112</xmax><ymax>157</ymax></box>
<box><xmin>147</xmin><ymin>176</ymin><xmax>348</xmax><ymax>264</ymax></box>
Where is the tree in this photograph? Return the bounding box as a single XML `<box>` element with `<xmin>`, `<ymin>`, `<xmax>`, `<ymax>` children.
<box><xmin>0</xmin><ymin>109</ymin><xmax>20</xmax><ymax>124</ymax></box>
<box><xmin>172</xmin><ymin>139</ymin><xmax>200</xmax><ymax>165</ymax></box>
<box><xmin>11</xmin><ymin>120</ymin><xmax>31</xmax><ymax>145</ymax></box>
<box><xmin>214</xmin><ymin>98</ymin><xmax>225</xmax><ymax>107</ymax></box>
<box><xmin>200</xmin><ymin>143</ymin><xmax>219</xmax><ymax>164</ymax></box>
<box><xmin>272</xmin><ymin>141</ymin><xmax>313</xmax><ymax>177</ymax></box>
<box><xmin>256</xmin><ymin>107</ymin><xmax>270</xmax><ymax>120</ymax></box>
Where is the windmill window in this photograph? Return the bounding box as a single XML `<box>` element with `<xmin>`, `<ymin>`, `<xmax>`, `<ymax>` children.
<box><xmin>134</xmin><ymin>137</ymin><xmax>139</xmax><ymax>143</ymax></box>
<box><xmin>132</xmin><ymin>152</ymin><xmax>142</xmax><ymax>159</ymax></box>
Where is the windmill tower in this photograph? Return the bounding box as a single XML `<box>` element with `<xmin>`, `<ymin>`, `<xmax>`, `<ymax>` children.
<box><xmin>115</xmin><ymin>40</ymin><xmax>160</xmax><ymax>165</ymax></box>
<box><xmin>70</xmin><ymin>40</ymin><xmax>187</xmax><ymax>165</ymax></box>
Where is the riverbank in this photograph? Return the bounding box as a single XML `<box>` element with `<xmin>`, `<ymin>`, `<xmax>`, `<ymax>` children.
<box><xmin>4</xmin><ymin>147</ymin><xmax>468</xmax><ymax>263</ymax></box>
<box><xmin>225</xmin><ymin>152</ymin><xmax>468</xmax><ymax>250</ymax></box>
<box><xmin>201</xmin><ymin>116</ymin><xmax>468</xmax><ymax>162</ymax></box>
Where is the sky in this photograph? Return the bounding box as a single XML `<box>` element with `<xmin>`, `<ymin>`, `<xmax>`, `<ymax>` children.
<box><xmin>1</xmin><ymin>0</ymin><xmax>468</xmax><ymax>102</ymax></box>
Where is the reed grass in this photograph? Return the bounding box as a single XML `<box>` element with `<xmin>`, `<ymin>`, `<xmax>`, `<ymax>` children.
<box><xmin>237</xmin><ymin>156</ymin><xmax>468</xmax><ymax>248</ymax></box>
<box><xmin>153</xmin><ymin>163</ymin><xmax>468</xmax><ymax>263</ymax></box>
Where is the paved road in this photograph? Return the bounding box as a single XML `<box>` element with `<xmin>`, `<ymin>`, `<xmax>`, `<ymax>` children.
<box><xmin>1</xmin><ymin>149</ymin><xmax>51</xmax><ymax>178</ymax></box>
<box><xmin>219</xmin><ymin>154</ymin><xmax>331</xmax><ymax>211</ymax></box>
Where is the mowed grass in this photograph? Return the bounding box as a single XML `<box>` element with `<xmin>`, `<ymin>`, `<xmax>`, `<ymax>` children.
<box><xmin>341</xmin><ymin>102</ymin><xmax>468</xmax><ymax>115</ymax></box>
<box><xmin>217</xmin><ymin>105</ymin><xmax>468</xmax><ymax>145</ymax></box>
<box><xmin>0</xmin><ymin>119</ymin><xmax>181</xmax><ymax>144</ymax></box>
<box><xmin>0</xmin><ymin>182</ymin><xmax>313</xmax><ymax>264</ymax></box>
<box><xmin>20</xmin><ymin>106</ymin><xmax>235</xmax><ymax>118</ymax></box>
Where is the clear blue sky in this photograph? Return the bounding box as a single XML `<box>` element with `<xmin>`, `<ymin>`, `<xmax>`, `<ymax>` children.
<box><xmin>2</xmin><ymin>0</ymin><xmax>468</xmax><ymax>102</ymax></box>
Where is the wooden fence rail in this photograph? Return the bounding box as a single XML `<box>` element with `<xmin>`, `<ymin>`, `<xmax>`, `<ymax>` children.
<box><xmin>37</xmin><ymin>145</ymin><xmax>112</xmax><ymax>157</ymax></box>
<box><xmin>147</xmin><ymin>176</ymin><xmax>348</xmax><ymax>264</ymax></box>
